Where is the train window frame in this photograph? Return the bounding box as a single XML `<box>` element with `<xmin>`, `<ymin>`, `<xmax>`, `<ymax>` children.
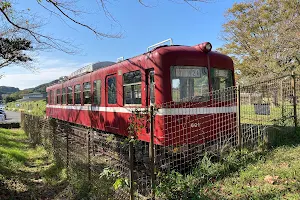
<box><xmin>56</xmin><ymin>89</ymin><xmax>61</xmax><ymax>105</ymax></box>
<box><xmin>123</xmin><ymin>70</ymin><xmax>142</xmax><ymax>106</ymax></box>
<box><xmin>107</xmin><ymin>75</ymin><xmax>117</xmax><ymax>105</ymax></box>
<box><xmin>67</xmin><ymin>86</ymin><xmax>73</xmax><ymax>105</ymax></box>
<box><xmin>170</xmin><ymin>66</ymin><xmax>210</xmax><ymax>102</ymax></box>
<box><xmin>62</xmin><ymin>88</ymin><xmax>67</xmax><ymax>105</ymax></box>
<box><xmin>83</xmin><ymin>82</ymin><xmax>91</xmax><ymax>104</ymax></box>
<box><xmin>93</xmin><ymin>80</ymin><xmax>101</xmax><ymax>105</ymax></box>
<box><xmin>74</xmin><ymin>84</ymin><xmax>81</xmax><ymax>105</ymax></box>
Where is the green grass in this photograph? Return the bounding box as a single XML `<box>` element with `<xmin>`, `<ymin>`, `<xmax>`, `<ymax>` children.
<box><xmin>0</xmin><ymin>128</ymin><xmax>67</xmax><ymax>199</ymax></box>
<box><xmin>156</xmin><ymin>130</ymin><xmax>300</xmax><ymax>200</ymax></box>
<box><xmin>200</xmin><ymin>145</ymin><xmax>300</xmax><ymax>199</ymax></box>
<box><xmin>241</xmin><ymin>104</ymin><xmax>294</xmax><ymax>126</ymax></box>
<box><xmin>6</xmin><ymin>100</ymin><xmax>46</xmax><ymax>116</ymax></box>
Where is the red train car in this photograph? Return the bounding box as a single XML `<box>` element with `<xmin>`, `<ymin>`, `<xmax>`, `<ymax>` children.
<box><xmin>46</xmin><ymin>40</ymin><xmax>236</xmax><ymax>146</ymax></box>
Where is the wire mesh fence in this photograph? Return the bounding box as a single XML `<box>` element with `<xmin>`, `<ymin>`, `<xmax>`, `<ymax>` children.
<box><xmin>21</xmin><ymin>73</ymin><xmax>299</xmax><ymax>199</ymax></box>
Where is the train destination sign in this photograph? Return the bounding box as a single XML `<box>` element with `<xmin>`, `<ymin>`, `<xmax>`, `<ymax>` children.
<box><xmin>175</xmin><ymin>68</ymin><xmax>205</xmax><ymax>78</ymax></box>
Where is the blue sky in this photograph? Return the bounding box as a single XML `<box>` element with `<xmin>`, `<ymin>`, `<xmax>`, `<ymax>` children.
<box><xmin>0</xmin><ymin>0</ymin><xmax>241</xmax><ymax>89</ymax></box>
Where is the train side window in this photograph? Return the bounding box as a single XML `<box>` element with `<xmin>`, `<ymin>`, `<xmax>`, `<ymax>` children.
<box><xmin>123</xmin><ymin>70</ymin><xmax>141</xmax><ymax>105</ymax></box>
<box><xmin>149</xmin><ymin>71</ymin><xmax>155</xmax><ymax>104</ymax></box>
<box><xmin>108</xmin><ymin>76</ymin><xmax>117</xmax><ymax>104</ymax></box>
<box><xmin>56</xmin><ymin>89</ymin><xmax>60</xmax><ymax>104</ymax></box>
<box><xmin>83</xmin><ymin>82</ymin><xmax>91</xmax><ymax>104</ymax></box>
<box><xmin>49</xmin><ymin>90</ymin><xmax>53</xmax><ymax>104</ymax></box>
<box><xmin>93</xmin><ymin>80</ymin><xmax>101</xmax><ymax>105</ymax></box>
<box><xmin>74</xmin><ymin>84</ymin><xmax>81</xmax><ymax>104</ymax></box>
<box><xmin>62</xmin><ymin>88</ymin><xmax>66</xmax><ymax>104</ymax></box>
<box><xmin>67</xmin><ymin>86</ymin><xmax>73</xmax><ymax>105</ymax></box>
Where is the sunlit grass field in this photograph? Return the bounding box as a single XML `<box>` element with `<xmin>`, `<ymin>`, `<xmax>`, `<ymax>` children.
<box><xmin>0</xmin><ymin>128</ymin><xmax>67</xmax><ymax>199</ymax></box>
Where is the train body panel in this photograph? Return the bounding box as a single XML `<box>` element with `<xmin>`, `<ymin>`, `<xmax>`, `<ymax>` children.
<box><xmin>46</xmin><ymin>42</ymin><xmax>236</xmax><ymax>146</ymax></box>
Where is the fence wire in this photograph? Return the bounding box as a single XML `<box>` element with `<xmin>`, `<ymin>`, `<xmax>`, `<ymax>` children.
<box><xmin>21</xmin><ymin>74</ymin><xmax>299</xmax><ymax>199</ymax></box>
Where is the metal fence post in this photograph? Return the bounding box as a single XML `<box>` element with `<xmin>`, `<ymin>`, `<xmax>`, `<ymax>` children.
<box><xmin>87</xmin><ymin>130</ymin><xmax>91</xmax><ymax>186</ymax></box>
<box><xmin>237</xmin><ymin>85</ymin><xmax>242</xmax><ymax>151</ymax></box>
<box><xmin>149</xmin><ymin>106</ymin><xmax>155</xmax><ymax>199</ymax></box>
<box><xmin>292</xmin><ymin>72</ymin><xmax>298</xmax><ymax>131</ymax></box>
<box><xmin>129</xmin><ymin>137</ymin><xmax>135</xmax><ymax>200</ymax></box>
<box><xmin>66</xmin><ymin>126</ymin><xmax>69</xmax><ymax>178</ymax></box>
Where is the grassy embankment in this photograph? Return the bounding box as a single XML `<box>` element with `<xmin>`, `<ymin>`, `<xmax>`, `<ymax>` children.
<box><xmin>156</xmin><ymin>130</ymin><xmax>300</xmax><ymax>200</ymax></box>
<box><xmin>6</xmin><ymin>100</ymin><xmax>46</xmax><ymax>116</ymax></box>
<box><xmin>0</xmin><ymin>128</ymin><xmax>67</xmax><ymax>199</ymax></box>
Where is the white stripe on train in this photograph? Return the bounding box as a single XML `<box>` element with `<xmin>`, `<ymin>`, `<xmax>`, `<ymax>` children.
<box><xmin>46</xmin><ymin>105</ymin><xmax>237</xmax><ymax>116</ymax></box>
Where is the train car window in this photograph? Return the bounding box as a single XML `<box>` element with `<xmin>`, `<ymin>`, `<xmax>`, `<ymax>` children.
<box><xmin>108</xmin><ymin>76</ymin><xmax>117</xmax><ymax>104</ymax></box>
<box><xmin>171</xmin><ymin>66</ymin><xmax>209</xmax><ymax>102</ymax></box>
<box><xmin>56</xmin><ymin>89</ymin><xmax>60</xmax><ymax>104</ymax></box>
<box><xmin>93</xmin><ymin>80</ymin><xmax>101</xmax><ymax>105</ymax></box>
<box><xmin>83</xmin><ymin>82</ymin><xmax>91</xmax><ymax>104</ymax></box>
<box><xmin>74</xmin><ymin>84</ymin><xmax>81</xmax><ymax>104</ymax></box>
<box><xmin>150</xmin><ymin>71</ymin><xmax>155</xmax><ymax>104</ymax></box>
<box><xmin>49</xmin><ymin>90</ymin><xmax>53</xmax><ymax>104</ymax></box>
<box><xmin>67</xmin><ymin>86</ymin><xmax>73</xmax><ymax>105</ymax></box>
<box><xmin>62</xmin><ymin>88</ymin><xmax>66</xmax><ymax>104</ymax></box>
<box><xmin>123</xmin><ymin>71</ymin><xmax>142</xmax><ymax>105</ymax></box>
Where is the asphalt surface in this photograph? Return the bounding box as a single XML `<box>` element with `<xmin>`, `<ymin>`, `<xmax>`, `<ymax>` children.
<box><xmin>3</xmin><ymin>110</ymin><xmax>21</xmax><ymax>123</ymax></box>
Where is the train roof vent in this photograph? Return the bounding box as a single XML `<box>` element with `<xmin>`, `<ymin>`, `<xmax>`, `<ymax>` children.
<box><xmin>117</xmin><ymin>57</ymin><xmax>124</xmax><ymax>62</ymax></box>
<box><xmin>68</xmin><ymin>61</ymin><xmax>115</xmax><ymax>79</ymax></box>
<box><xmin>147</xmin><ymin>38</ymin><xmax>173</xmax><ymax>52</ymax></box>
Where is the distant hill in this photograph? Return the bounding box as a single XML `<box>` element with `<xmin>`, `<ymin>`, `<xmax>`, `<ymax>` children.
<box><xmin>0</xmin><ymin>86</ymin><xmax>20</xmax><ymax>101</ymax></box>
<box><xmin>3</xmin><ymin>77</ymin><xmax>66</xmax><ymax>103</ymax></box>
<box><xmin>31</xmin><ymin>77</ymin><xmax>66</xmax><ymax>93</ymax></box>
<box><xmin>0</xmin><ymin>86</ymin><xmax>19</xmax><ymax>94</ymax></box>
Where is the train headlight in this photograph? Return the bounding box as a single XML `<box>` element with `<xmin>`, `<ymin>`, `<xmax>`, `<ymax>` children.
<box><xmin>205</xmin><ymin>43</ymin><xmax>212</xmax><ymax>51</ymax></box>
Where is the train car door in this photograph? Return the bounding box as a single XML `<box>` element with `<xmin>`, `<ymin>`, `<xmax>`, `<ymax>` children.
<box><xmin>146</xmin><ymin>69</ymin><xmax>155</xmax><ymax>107</ymax></box>
<box><xmin>105</xmin><ymin>74</ymin><xmax>119</xmax><ymax>133</ymax></box>
<box><xmin>145</xmin><ymin>69</ymin><xmax>155</xmax><ymax>133</ymax></box>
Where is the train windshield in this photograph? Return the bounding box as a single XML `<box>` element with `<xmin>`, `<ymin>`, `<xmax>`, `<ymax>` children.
<box><xmin>171</xmin><ymin>66</ymin><xmax>209</xmax><ymax>102</ymax></box>
<box><xmin>211</xmin><ymin>68</ymin><xmax>233</xmax><ymax>90</ymax></box>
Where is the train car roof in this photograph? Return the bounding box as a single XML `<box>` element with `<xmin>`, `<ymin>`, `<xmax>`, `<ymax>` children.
<box><xmin>46</xmin><ymin>44</ymin><xmax>233</xmax><ymax>91</ymax></box>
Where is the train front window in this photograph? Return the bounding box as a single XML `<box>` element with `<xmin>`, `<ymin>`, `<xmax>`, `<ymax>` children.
<box><xmin>171</xmin><ymin>66</ymin><xmax>209</xmax><ymax>102</ymax></box>
<box><xmin>211</xmin><ymin>68</ymin><xmax>233</xmax><ymax>90</ymax></box>
<box><xmin>211</xmin><ymin>68</ymin><xmax>234</xmax><ymax>101</ymax></box>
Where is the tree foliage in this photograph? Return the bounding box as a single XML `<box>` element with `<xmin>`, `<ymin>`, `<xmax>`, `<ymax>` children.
<box><xmin>219</xmin><ymin>0</ymin><xmax>300</xmax><ymax>80</ymax></box>
<box><xmin>0</xmin><ymin>37</ymin><xmax>32</xmax><ymax>68</ymax></box>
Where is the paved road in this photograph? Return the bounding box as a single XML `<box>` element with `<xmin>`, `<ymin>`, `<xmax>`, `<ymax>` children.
<box><xmin>4</xmin><ymin>110</ymin><xmax>21</xmax><ymax>123</ymax></box>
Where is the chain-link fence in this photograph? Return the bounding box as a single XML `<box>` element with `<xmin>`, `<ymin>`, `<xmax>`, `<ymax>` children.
<box><xmin>21</xmin><ymin>74</ymin><xmax>299</xmax><ymax>199</ymax></box>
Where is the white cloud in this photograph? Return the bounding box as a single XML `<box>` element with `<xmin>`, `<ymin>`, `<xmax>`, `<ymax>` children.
<box><xmin>0</xmin><ymin>56</ymin><xmax>90</xmax><ymax>90</ymax></box>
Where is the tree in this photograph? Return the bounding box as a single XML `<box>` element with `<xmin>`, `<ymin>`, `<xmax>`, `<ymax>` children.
<box><xmin>219</xmin><ymin>0</ymin><xmax>300</xmax><ymax>81</ymax></box>
<box><xmin>0</xmin><ymin>37</ymin><xmax>32</xmax><ymax>68</ymax></box>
